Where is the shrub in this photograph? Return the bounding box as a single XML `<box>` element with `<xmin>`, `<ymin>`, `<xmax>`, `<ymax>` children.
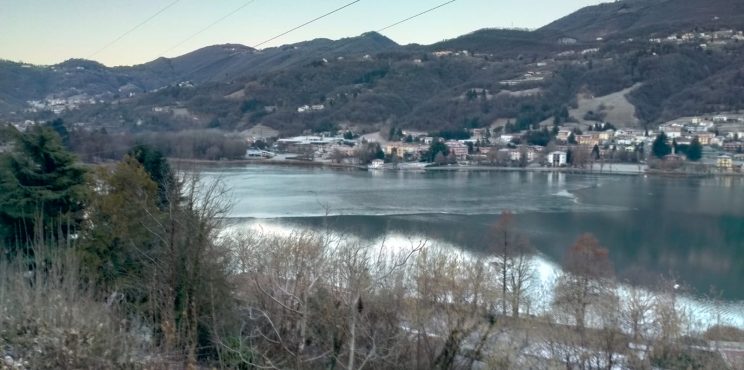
<box><xmin>0</xmin><ymin>244</ymin><xmax>158</xmax><ymax>369</ymax></box>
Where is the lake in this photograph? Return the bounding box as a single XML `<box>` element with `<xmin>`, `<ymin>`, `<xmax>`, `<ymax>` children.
<box><xmin>200</xmin><ymin>165</ymin><xmax>744</xmax><ymax>304</ymax></box>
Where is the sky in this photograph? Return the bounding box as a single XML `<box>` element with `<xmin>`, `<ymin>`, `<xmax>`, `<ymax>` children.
<box><xmin>0</xmin><ymin>0</ymin><xmax>605</xmax><ymax>67</ymax></box>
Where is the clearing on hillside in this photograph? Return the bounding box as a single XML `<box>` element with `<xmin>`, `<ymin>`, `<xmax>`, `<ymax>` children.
<box><xmin>570</xmin><ymin>84</ymin><xmax>641</xmax><ymax>128</ymax></box>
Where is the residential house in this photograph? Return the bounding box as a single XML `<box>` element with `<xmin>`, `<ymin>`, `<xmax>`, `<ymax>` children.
<box><xmin>508</xmin><ymin>146</ymin><xmax>537</xmax><ymax>162</ymax></box>
<box><xmin>695</xmin><ymin>133</ymin><xmax>716</xmax><ymax>145</ymax></box>
<box><xmin>598</xmin><ymin>130</ymin><xmax>615</xmax><ymax>141</ymax></box>
<box><xmin>615</xmin><ymin>135</ymin><xmax>634</xmax><ymax>146</ymax></box>
<box><xmin>723</xmin><ymin>142</ymin><xmax>744</xmax><ymax>152</ymax></box>
<box><xmin>384</xmin><ymin>143</ymin><xmax>426</xmax><ymax>160</ymax></box>
<box><xmin>547</xmin><ymin>151</ymin><xmax>567</xmax><ymax>167</ymax></box>
<box><xmin>717</xmin><ymin>155</ymin><xmax>733</xmax><ymax>170</ymax></box>
<box><xmin>556</xmin><ymin>129</ymin><xmax>572</xmax><ymax>142</ymax></box>
<box><xmin>658</xmin><ymin>123</ymin><xmax>685</xmax><ymax>138</ymax></box>
<box><xmin>446</xmin><ymin>140</ymin><xmax>469</xmax><ymax>160</ymax></box>
<box><xmin>577</xmin><ymin>134</ymin><xmax>601</xmax><ymax>147</ymax></box>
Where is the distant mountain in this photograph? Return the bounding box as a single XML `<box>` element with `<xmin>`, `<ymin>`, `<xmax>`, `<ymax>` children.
<box><xmin>4</xmin><ymin>0</ymin><xmax>744</xmax><ymax>137</ymax></box>
<box><xmin>134</xmin><ymin>32</ymin><xmax>400</xmax><ymax>84</ymax></box>
<box><xmin>0</xmin><ymin>32</ymin><xmax>400</xmax><ymax>114</ymax></box>
<box><xmin>540</xmin><ymin>0</ymin><xmax>744</xmax><ymax>41</ymax></box>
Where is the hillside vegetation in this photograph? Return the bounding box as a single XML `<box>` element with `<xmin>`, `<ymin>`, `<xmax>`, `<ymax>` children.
<box><xmin>4</xmin><ymin>0</ymin><xmax>744</xmax><ymax>136</ymax></box>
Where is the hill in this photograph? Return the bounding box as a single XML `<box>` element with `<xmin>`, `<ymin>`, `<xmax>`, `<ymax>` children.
<box><xmin>0</xmin><ymin>32</ymin><xmax>400</xmax><ymax>115</ymax></box>
<box><xmin>4</xmin><ymin>0</ymin><xmax>744</xmax><ymax>138</ymax></box>
<box><xmin>540</xmin><ymin>0</ymin><xmax>744</xmax><ymax>41</ymax></box>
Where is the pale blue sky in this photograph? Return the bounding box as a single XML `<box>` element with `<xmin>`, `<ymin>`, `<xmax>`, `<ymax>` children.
<box><xmin>0</xmin><ymin>0</ymin><xmax>604</xmax><ymax>66</ymax></box>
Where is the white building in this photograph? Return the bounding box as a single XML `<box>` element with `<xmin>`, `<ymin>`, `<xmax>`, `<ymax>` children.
<box><xmin>658</xmin><ymin>123</ymin><xmax>684</xmax><ymax>138</ymax></box>
<box><xmin>548</xmin><ymin>151</ymin><xmax>568</xmax><ymax>167</ymax></box>
<box><xmin>368</xmin><ymin>159</ymin><xmax>385</xmax><ymax>169</ymax></box>
<box><xmin>499</xmin><ymin>135</ymin><xmax>514</xmax><ymax>144</ymax></box>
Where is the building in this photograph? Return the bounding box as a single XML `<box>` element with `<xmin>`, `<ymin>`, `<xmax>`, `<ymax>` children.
<box><xmin>598</xmin><ymin>130</ymin><xmax>615</xmax><ymax>141</ymax></box>
<box><xmin>507</xmin><ymin>147</ymin><xmax>537</xmax><ymax>162</ymax></box>
<box><xmin>658</xmin><ymin>123</ymin><xmax>685</xmax><ymax>138</ymax></box>
<box><xmin>577</xmin><ymin>134</ymin><xmax>601</xmax><ymax>147</ymax></box>
<box><xmin>384</xmin><ymin>143</ymin><xmax>427</xmax><ymax>160</ymax></box>
<box><xmin>297</xmin><ymin>104</ymin><xmax>325</xmax><ymax>113</ymax></box>
<box><xmin>245</xmin><ymin>149</ymin><xmax>275</xmax><ymax>159</ymax></box>
<box><xmin>446</xmin><ymin>141</ymin><xmax>469</xmax><ymax>160</ymax></box>
<box><xmin>717</xmin><ymin>155</ymin><xmax>733</xmax><ymax>170</ymax></box>
<box><xmin>695</xmin><ymin>133</ymin><xmax>716</xmax><ymax>145</ymax></box>
<box><xmin>556</xmin><ymin>129</ymin><xmax>572</xmax><ymax>142</ymax></box>
<box><xmin>723</xmin><ymin>142</ymin><xmax>744</xmax><ymax>152</ymax></box>
<box><xmin>547</xmin><ymin>151</ymin><xmax>568</xmax><ymax>167</ymax></box>
<box><xmin>275</xmin><ymin>136</ymin><xmax>341</xmax><ymax>153</ymax></box>
<box><xmin>368</xmin><ymin>159</ymin><xmax>385</xmax><ymax>169</ymax></box>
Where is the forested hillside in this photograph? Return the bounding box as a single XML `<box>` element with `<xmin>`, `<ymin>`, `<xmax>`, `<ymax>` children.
<box><xmin>4</xmin><ymin>0</ymin><xmax>744</xmax><ymax>137</ymax></box>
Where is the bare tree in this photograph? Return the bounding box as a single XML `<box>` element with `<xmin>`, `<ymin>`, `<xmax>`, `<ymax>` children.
<box><xmin>489</xmin><ymin>211</ymin><xmax>533</xmax><ymax>318</ymax></box>
<box><xmin>401</xmin><ymin>247</ymin><xmax>506</xmax><ymax>370</ymax></box>
<box><xmin>228</xmin><ymin>229</ymin><xmax>424</xmax><ymax>370</ymax></box>
<box><xmin>330</xmin><ymin>148</ymin><xmax>348</xmax><ymax>164</ymax></box>
<box><xmin>553</xmin><ymin>233</ymin><xmax>614</xmax><ymax>330</ymax></box>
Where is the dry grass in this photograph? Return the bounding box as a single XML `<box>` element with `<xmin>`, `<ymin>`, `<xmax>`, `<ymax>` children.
<box><xmin>570</xmin><ymin>84</ymin><xmax>641</xmax><ymax>127</ymax></box>
<box><xmin>0</xmin><ymin>246</ymin><xmax>159</xmax><ymax>370</ymax></box>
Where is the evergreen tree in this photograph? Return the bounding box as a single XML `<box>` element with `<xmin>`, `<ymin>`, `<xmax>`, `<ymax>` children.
<box><xmin>652</xmin><ymin>132</ymin><xmax>672</xmax><ymax>158</ymax></box>
<box><xmin>568</xmin><ymin>133</ymin><xmax>578</xmax><ymax>145</ymax></box>
<box><xmin>687</xmin><ymin>137</ymin><xmax>703</xmax><ymax>161</ymax></box>
<box><xmin>129</xmin><ymin>145</ymin><xmax>173</xmax><ymax>208</ymax></box>
<box><xmin>80</xmin><ymin>156</ymin><xmax>160</xmax><ymax>289</ymax></box>
<box><xmin>427</xmin><ymin>141</ymin><xmax>450</xmax><ymax>162</ymax></box>
<box><xmin>0</xmin><ymin>126</ymin><xmax>87</xmax><ymax>248</ymax></box>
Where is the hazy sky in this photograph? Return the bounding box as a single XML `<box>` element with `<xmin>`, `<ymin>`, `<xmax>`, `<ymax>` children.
<box><xmin>0</xmin><ymin>0</ymin><xmax>605</xmax><ymax>66</ymax></box>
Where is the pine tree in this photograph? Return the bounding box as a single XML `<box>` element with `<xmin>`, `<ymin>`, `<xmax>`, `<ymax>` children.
<box><xmin>687</xmin><ymin>137</ymin><xmax>703</xmax><ymax>161</ymax></box>
<box><xmin>129</xmin><ymin>145</ymin><xmax>173</xmax><ymax>208</ymax></box>
<box><xmin>652</xmin><ymin>132</ymin><xmax>672</xmax><ymax>158</ymax></box>
<box><xmin>0</xmin><ymin>126</ymin><xmax>87</xmax><ymax>248</ymax></box>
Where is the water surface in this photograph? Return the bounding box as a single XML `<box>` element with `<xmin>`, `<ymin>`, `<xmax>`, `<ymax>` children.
<box><xmin>202</xmin><ymin>165</ymin><xmax>744</xmax><ymax>302</ymax></box>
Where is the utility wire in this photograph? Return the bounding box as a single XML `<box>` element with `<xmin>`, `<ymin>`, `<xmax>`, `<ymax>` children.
<box><xmin>161</xmin><ymin>0</ymin><xmax>258</xmax><ymax>57</ymax></box>
<box><xmin>252</xmin><ymin>0</ymin><xmax>362</xmax><ymax>48</ymax></box>
<box><xmin>88</xmin><ymin>0</ymin><xmax>182</xmax><ymax>59</ymax></box>
<box><xmin>377</xmin><ymin>0</ymin><xmax>457</xmax><ymax>32</ymax></box>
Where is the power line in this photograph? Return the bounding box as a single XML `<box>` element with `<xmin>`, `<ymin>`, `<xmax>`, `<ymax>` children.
<box><xmin>88</xmin><ymin>0</ymin><xmax>182</xmax><ymax>59</ymax></box>
<box><xmin>161</xmin><ymin>0</ymin><xmax>258</xmax><ymax>57</ymax></box>
<box><xmin>252</xmin><ymin>0</ymin><xmax>362</xmax><ymax>48</ymax></box>
<box><xmin>377</xmin><ymin>0</ymin><xmax>457</xmax><ymax>33</ymax></box>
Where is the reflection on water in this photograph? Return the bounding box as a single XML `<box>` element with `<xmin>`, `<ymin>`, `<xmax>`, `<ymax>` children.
<box><xmin>202</xmin><ymin>165</ymin><xmax>744</xmax><ymax>301</ymax></box>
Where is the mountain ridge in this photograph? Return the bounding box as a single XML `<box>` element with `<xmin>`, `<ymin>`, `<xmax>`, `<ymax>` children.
<box><xmin>4</xmin><ymin>0</ymin><xmax>744</xmax><ymax>136</ymax></box>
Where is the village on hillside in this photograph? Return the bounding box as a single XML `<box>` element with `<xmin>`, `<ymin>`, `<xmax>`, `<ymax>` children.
<box><xmin>240</xmin><ymin>113</ymin><xmax>744</xmax><ymax>174</ymax></box>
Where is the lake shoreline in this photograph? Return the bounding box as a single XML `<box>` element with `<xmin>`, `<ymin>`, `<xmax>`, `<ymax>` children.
<box><xmin>169</xmin><ymin>158</ymin><xmax>744</xmax><ymax>178</ymax></box>
<box><xmin>168</xmin><ymin>157</ymin><xmax>366</xmax><ymax>170</ymax></box>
